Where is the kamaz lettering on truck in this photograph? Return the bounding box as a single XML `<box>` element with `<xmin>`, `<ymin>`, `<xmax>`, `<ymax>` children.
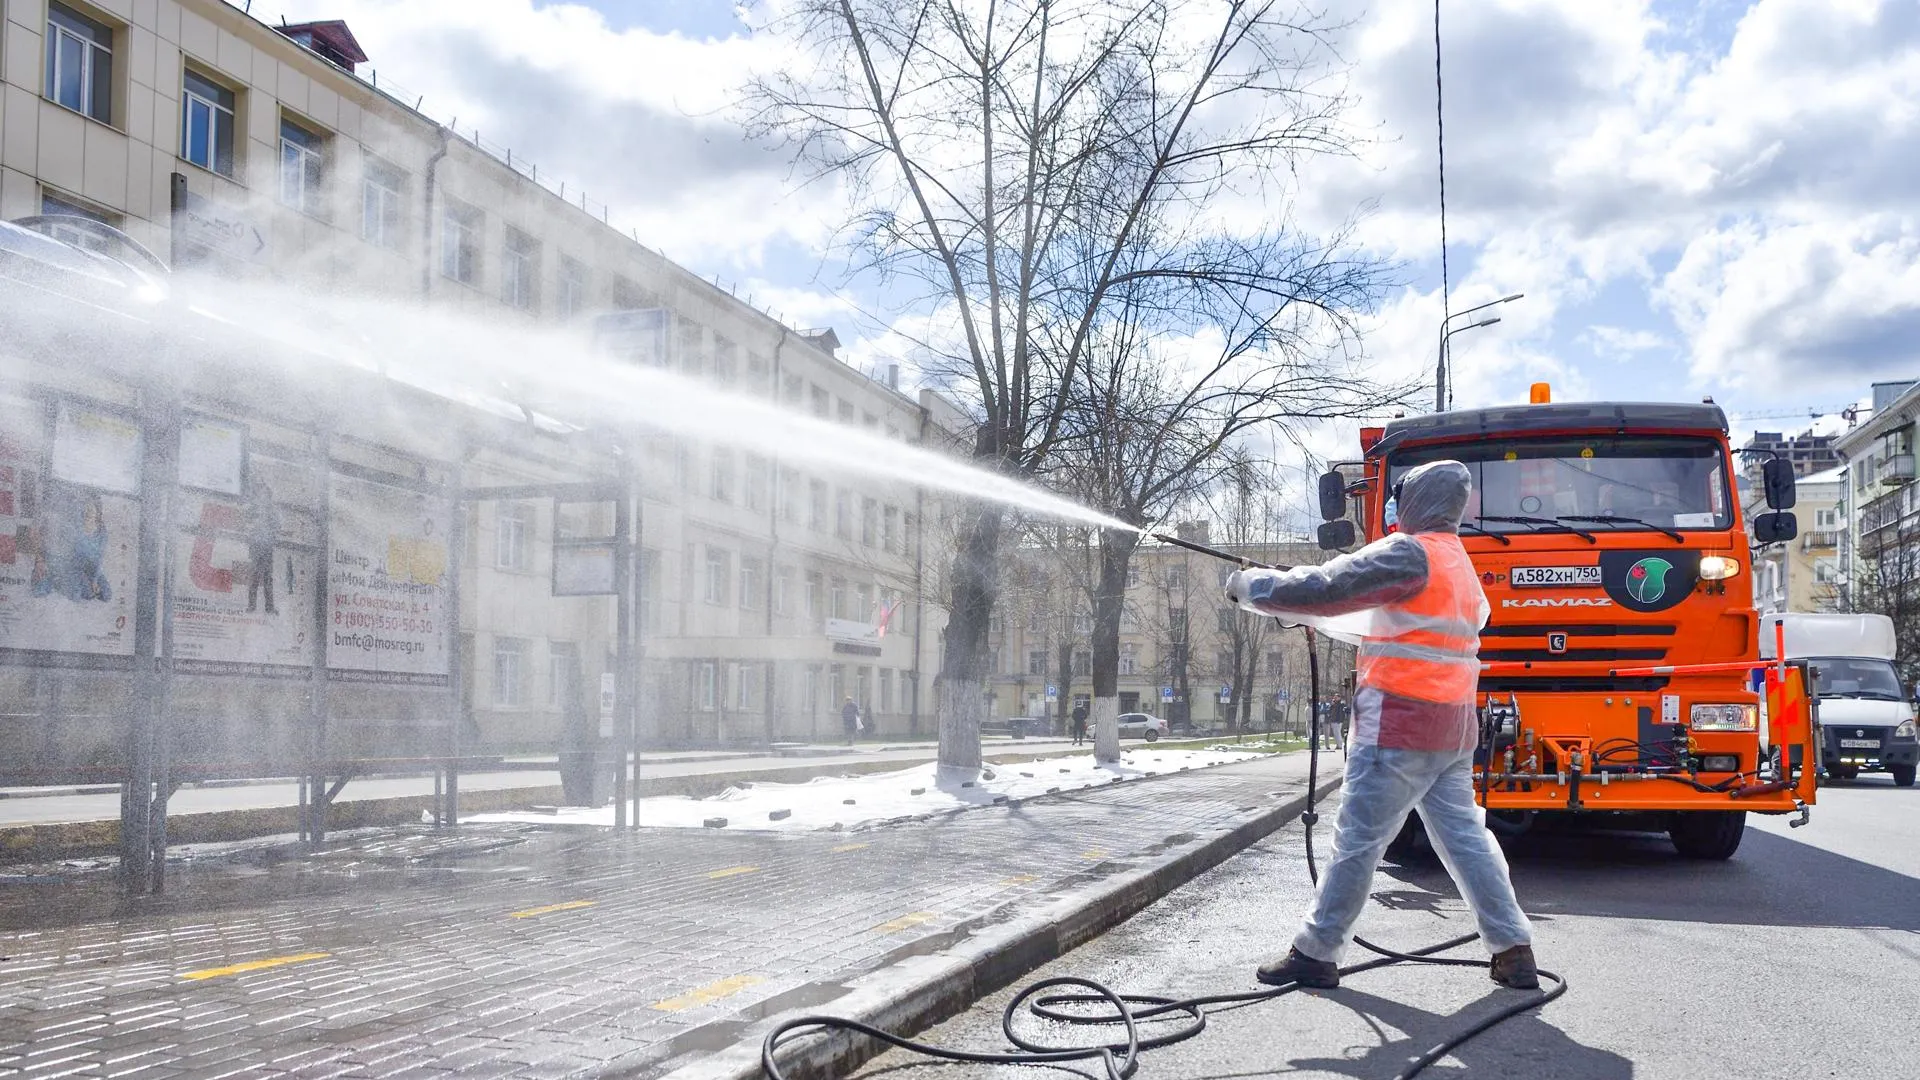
<box><xmin>1312</xmin><ymin>384</ymin><xmax>1818</xmax><ymax>860</ymax></box>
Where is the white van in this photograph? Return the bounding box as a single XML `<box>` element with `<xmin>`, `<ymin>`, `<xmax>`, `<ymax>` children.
<box><xmin>1761</xmin><ymin>613</ymin><xmax>1918</xmax><ymax>787</ymax></box>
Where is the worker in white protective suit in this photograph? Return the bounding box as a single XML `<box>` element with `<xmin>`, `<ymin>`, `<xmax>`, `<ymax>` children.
<box><xmin>1224</xmin><ymin>460</ymin><xmax>1538</xmax><ymax>991</ymax></box>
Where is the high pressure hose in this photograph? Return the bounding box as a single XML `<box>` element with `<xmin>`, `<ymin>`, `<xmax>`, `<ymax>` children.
<box><xmin>760</xmin><ymin>626</ymin><xmax>1566</xmax><ymax>1080</ymax></box>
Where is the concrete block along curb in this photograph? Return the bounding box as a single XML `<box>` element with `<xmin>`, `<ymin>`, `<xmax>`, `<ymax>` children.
<box><xmin>646</xmin><ymin>772</ymin><xmax>1343</xmax><ymax>1080</ymax></box>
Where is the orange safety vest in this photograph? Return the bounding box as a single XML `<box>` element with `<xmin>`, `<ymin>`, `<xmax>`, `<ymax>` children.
<box><xmin>1357</xmin><ymin>532</ymin><xmax>1484</xmax><ymax>705</ymax></box>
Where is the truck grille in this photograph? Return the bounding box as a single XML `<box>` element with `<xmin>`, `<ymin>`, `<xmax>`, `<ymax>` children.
<box><xmin>1477</xmin><ymin>675</ymin><xmax>1671</xmax><ymax>694</ymax></box>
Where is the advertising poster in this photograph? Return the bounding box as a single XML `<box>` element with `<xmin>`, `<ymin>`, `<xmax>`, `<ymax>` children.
<box><xmin>167</xmin><ymin>487</ymin><xmax>318</xmax><ymax>677</ymax></box>
<box><xmin>327</xmin><ymin>474</ymin><xmax>452</xmax><ymax>685</ymax></box>
<box><xmin>0</xmin><ymin>396</ymin><xmax>139</xmax><ymax>659</ymax></box>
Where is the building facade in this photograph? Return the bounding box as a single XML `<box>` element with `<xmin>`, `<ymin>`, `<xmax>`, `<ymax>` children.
<box><xmin>0</xmin><ymin>0</ymin><xmax>954</xmax><ymax>752</ymax></box>
<box><xmin>1835</xmin><ymin>381</ymin><xmax>1920</xmax><ymax>614</ymax></box>
<box><xmin>1745</xmin><ymin>466</ymin><xmax>1841</xmax><ymax>615</ymax></box>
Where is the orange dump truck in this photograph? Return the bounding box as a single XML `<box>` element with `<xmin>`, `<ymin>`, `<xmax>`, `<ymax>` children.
<box><xmin>1313</xmin><ymin>386</ymin><xmax>1818</xmax><ymax>859</ymax></box>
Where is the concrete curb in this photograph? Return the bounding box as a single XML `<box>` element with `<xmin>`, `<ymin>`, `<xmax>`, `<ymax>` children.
<box><xmin>0</xmin><ymin>744</ymin><xmax>1181</xmax><ymax>863</ymax></box>
<box><xmin>646</xmin><ymin>769</ymin><xmax>1343</xmax><ymax>1080</ymax></box>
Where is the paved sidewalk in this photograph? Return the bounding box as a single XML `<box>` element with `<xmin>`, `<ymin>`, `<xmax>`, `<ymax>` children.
<box><xmin>0</xmin><ymin>750</ymin><xmax>1325</xmax><ymax>1080</ymax></box>
<box><xmin>0</xmin><ymin>740</ymin><xmax>1088</xmax><ymax>829</ymax></box>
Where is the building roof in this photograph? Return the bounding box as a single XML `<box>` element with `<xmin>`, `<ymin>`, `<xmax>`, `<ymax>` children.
<box><xmin>1379</xmin><ymin>401</ymin><xmax>1728</xmax><ymax>449</ymax></box>
<box><xmin>1799</xmin><ymin>464</ymin><xmax>1846</xmax><ymax>485</ymax></box>
<box><xmin>277</xmin><ymin>21</ymin><xmax>369</xmax><ymax>67</ymax></box>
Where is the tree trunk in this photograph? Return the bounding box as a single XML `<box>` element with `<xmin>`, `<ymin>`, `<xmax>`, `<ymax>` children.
<box><xmin>1055</xmin><ymin>639</ymin><xmax>1073</xmax><ymax>738</ymax></box>
<box><xmin>1090</xmin><ymin>528</ymin><xmax>1138</xmax><ymax>763</ymax></box>
<box><xmin>936</xmin><ymin>503</ymin><xmax>1003</xmax><ymax>772</ymax></box>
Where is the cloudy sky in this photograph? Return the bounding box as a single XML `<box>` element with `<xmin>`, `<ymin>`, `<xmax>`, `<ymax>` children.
<box><xmin>274</xmin><ymin>0</ymin><xmax>1919</xmax><ymax>454</ymax></box>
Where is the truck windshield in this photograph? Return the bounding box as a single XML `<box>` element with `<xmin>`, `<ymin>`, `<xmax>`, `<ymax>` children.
<box><xmin>1389</xmin><ymin>435</ymin><xmax>1732</xmax><ymax>534</ymax></box>
<box><xmin>1809</xmin><ymin>658</ymin><xmax>1904</xmax><ymax>700</ymax></box>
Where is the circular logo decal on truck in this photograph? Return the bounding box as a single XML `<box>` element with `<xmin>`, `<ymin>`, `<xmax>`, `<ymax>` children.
<box><xmin>1625</xmin><ymin>557</ymin><xmax>1673</xmax><ymax>604</ymax></box>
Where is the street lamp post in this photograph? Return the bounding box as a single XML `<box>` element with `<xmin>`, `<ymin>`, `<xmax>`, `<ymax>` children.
<box><xmin>1434</xmin><ymin>292</ymin><xmax>1524</xmax><ymax>411</ymax></box>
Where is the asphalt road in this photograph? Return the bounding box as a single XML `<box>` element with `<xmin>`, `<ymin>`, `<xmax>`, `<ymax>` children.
<box><xmin>855</xmin><ymin>772</ymin><xmax>1918</xmax><ymax>1080</ymax></box>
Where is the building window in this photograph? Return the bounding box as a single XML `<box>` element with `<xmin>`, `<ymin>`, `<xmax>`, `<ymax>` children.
<box><xmin>774</xmin><ymin>565</ymin><xmax>794</xmax><ymax>616</ymax></box>
<box><xmin>740</xmin><ymin>557</ymin><xmax>763</xmax><ymax>610</ymax></box>
<box><xmin>735</xmin><ymin>663</ymin><xmax>757</xmax><ymax>709</ymax></box>
<box><xmin>361</xmin><ymin>158</ymin><xmax>405</xmax><ymax>247</ymax></box>
<box><xmin>710</xmin><ymin>449</ymin><xmax>734</xmax><ymax>503</ymax></box>
<box><xmin>1217</xmin><ymin>608</ymin><xmax>1235</xmax><ymax>634</ymax></box>
<box><xmin>558</xmin><ymin>256</ymin><xmax>588</xmax><ymax>317</ymax></box>
<box><xmin>1266</xmin><ymin>650</ymin><xmax>1284</xmax><ymax>677</ymax></box>
<box><xmin>861</xmin><ymin>497</ymin><xmax>878</xmax><ymax>546</ymax></box>
<box><xmin>809</xmin><ymin>480</ymin><xmax>828</xmax><ymax>531</ymax></box>
<box><xmin>705</xmin><ymin>548</ymin><xmax>731</xmax><ymax>605</ymax></box>
<box><xmin>714</xmin><ymin>338</ymin><xmax>738</xmax><ymax>385</ymax></box>
<box><xmin>838</xmin><ymin>400</ymin><xmax>855</xmax><ymax>424</ymax></box>
<box><xmin>1127</xmin><ymin>565</ymin><xmax>1141</xmax><ymax>588</ymax></box>
<box><xmin>495</xmin><ymin>503</ymin><xmax>532</xmax><ymax>571</ymax></box>
<box><xmin>503</xmin><ymin>228</ymin><xmax>539</xmax><ymax>310</ymax></box>
<box><xmin>806</xmin><ymin>571</ymin><xmax>824</xmax><ymax>620</ymax></box>
<box><xmin>856</xmin><ymin>583</ymin><xmax>873</xmax><ymax>622</ymax></box>
<box><xmin>835</xmin><ymin>488</ymin><xmax>853</xmax><ymax>539</ymax></box>
<box><xmin>441</xmin><ymin>198</ymin><xmax>481</xmax><ymax>284</ymax></box>
<box><xmin>879</xmin><ymin>669</ymin><xmax>893</xmax><ymax>714</ymax></box>
<box><xmin>1215</xmin><ymin>650</ymin><xmax>1234</xmax><ymax>678</ymax></box>
<box><xmin>279</xmin><ymin>117</ymin><xmax>325</xmax><ymax>216</ymax></box>
<box><xmin>883</xmin><ymin>506</ymin><xmax>899</xmax><ymax>553</ymax></box>
<box><xmin>547</xmin><ymin>642</ymin><xmax>577</xmax><ymax>709</ymax></box>
<box><xmin>1074</xmin><ymin>650</ymin><xmax>1091</xmax><ymax>677</ymax></box>
<box><xmin>811</xmin><ymin>386</ymin><xmax>830</xmax><ymax>417</ymax></box>
<box><xmin>1074</xmin><ymin>612</ymin><xmax>1093</xmax><ymax>635</ymax></box>
<box><xmin>45</xmin><ymin>2</ymin><xmax>113</xmax><ymax>125</ymax></box>
<box><xmin>1120</xmin><ymin>644</ymin><xmax>1138</xmax><ymax>676</ymax></box>
<box><xmin>830</xmin><ymin>577</ymin><xmax>848</xmax><ymax>620</ymax></box>
<box><xmin>39</xmin><ymin>192</ymin><xmax>117</xmax><ymax>252</ymax></box>
<box><xmin>697</xmin><ymin>661</ymin><xmax>718</xmax><ymax>711</ymax></box>
<box><xmin>1028</xmin><ymin>651</ymin><xmax>1048</xmax><ymax>677</ymax></box>
<box><xmin>801</xmin><ymin>665</ymin><xmax>819</xmax><ymax>715</ymax></box>
<box><xmin>784</xmin><ymin>375</ymin><xmax>803</xmax><ymax>405</ymax></box>
<box><xmin>829</xmin><ymin>663</ymin><xmax>845</xmax><ymax>706</ymax></box>
<box><xmin>181</xmin><ymin>69</ymin><xmax>236</xmax><ymax>177</ymax></box>
<box><xmin>1167</xmin><ymin>565</ymin><xmax>1187</xmax><ymax>590</ymax></box>
<box><xmin>779</xmin><ymin>468</ymin><xmax>802</xmax><ymax>523</ymax></box>
<box><xmin>744</xmin><ymin>455</ymin><xmax>768</xmax><ymax>512</ymax></box>
<box><xmin>493</xmin><ymin>637</ymin><xmax>526</xmax><ymax>708</ymax></box>
<box><xmin>1815</xmin><ymin>559</ymin><xmax>1839</xmax><ymax>584</ymax></box>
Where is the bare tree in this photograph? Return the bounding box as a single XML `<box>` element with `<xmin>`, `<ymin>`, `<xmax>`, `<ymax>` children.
<box><xmin>748</xmin><ymin>0</ymin><xmax>1391</xmax><ymax>770</ymax></box>
<box><xmin>1845</xmin><ymin>528</ymin><xmax>1920</xmax><ymax>688</ymax></box>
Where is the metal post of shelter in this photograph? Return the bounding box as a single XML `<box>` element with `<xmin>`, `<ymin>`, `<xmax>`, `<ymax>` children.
<box><xmin>443</xmin><ymin>446</ymin><xmax>467</xmax><ymax>827</ymax></box>
<box><xmin>628</xmin><ymin>473</ymin><xmax>644</xmax><ymax>831</ymax></box>
<box><xmin>304</xmin><ymin>430</ymin><xmax>333</xmax><ymax>846</ymax></box>
<box><xmin>612</xmin><ymin>462</ymin><xmax>633</xmax><ymax>829</ymax></box>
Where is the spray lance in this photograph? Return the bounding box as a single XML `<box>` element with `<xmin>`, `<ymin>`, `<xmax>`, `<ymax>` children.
<box><xmin>1148</xmin><ymin>531</ymin><xmax>1285</xmax><ymax>572</ymax></box>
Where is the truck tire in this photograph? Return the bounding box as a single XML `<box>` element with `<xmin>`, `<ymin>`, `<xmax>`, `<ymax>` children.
<box><xmin>1891</xmin><ymin>764</ymin><xmax>1916</xmax><ymax>788</ymax></box>
<box><xmin>1668</xmin><ymin>810</ymin><xmax>1746</xmax><ymax>860</ymax></box>
<box><xmin>1386</xmin><ymin>813</ymin><xmax>1434</xmax><ymax>863</ymax></box>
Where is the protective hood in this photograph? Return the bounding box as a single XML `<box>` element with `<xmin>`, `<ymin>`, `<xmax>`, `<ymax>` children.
<box><xmin>1394</xmin><ymin>460</ymin><xmax>1471</xmax><ymax>534</ymax></box>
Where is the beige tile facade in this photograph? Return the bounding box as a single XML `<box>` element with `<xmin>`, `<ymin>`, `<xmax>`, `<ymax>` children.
<box><xmin>0</xmin><ymin>0</ymin><xmax>954</xmax><ymax>750</ymax></box>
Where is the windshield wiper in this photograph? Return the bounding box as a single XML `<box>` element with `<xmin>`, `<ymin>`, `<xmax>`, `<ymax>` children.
<box><xmin>1459</xmin><ymin>522</ymin><xmax>1512</xmax><ymax>545</ymax></box>
<box><xmin>1560</xmin><ymin>514</ymin><xmax>1685</xmax><ymax>543</ymax></box>
<box><xmin>1476</xmin><ymin>515</ymin><xmax>1597</xmax><ymax>543</ymax></box>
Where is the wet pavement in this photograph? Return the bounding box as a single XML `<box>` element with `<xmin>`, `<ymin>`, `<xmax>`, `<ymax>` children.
<box><xmin>853</xmin><ymin>775</ymin><xmax>1920</xmax><ymax>1080</ymax></box>
<box><xmin>0</xmin><ymin>751</ymin><xmax>1318</xmax><ymax>1078</ymax></box>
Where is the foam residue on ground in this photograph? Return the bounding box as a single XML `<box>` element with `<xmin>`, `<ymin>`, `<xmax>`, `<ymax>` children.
<box><xmin>469</xmin><ymin>747</ymin><xmax>1264</xmax><ymax>832</ymax></box>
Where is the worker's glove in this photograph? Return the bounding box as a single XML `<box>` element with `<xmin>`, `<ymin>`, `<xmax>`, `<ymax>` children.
<box><xmin>1224</xmin><ymin>568</ymin><xmax>1256</xmax><ymax>606</ymax></box>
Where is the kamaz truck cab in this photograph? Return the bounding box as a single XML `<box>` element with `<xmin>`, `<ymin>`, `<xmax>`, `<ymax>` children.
<box><xmin>1314</xmin><ymin>385</ymin><xmax>1817</xmax><ymax>860</ymax></box>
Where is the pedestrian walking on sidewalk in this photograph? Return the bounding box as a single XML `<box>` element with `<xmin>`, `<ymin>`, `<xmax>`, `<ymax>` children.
<box><xmin>841</xmin><ymin>696</ymin><xmax>861</xmax><ymax>746</ymax></box>
<box><xmin>1225</xmin><ymin>460</ymin><xmax>1538</xmax><ymax>992</ymax></box>
<box><xmin>1071</xmin><ymin>701</ymin><xmax>1089</xmax><ymax>746</ymax></box>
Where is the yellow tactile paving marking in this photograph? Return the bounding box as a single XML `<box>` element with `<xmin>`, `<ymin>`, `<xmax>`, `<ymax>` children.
<box><xmin>649</xmin><ymin>974</ymin><xmax>767</xmax><ymax>1012</ymax></box>
<box><xmin>509</xmin><ymin>900</ymin><xmax>599</xmax><ymax>919</ymax></box>
<box><xmin>180</xmin><ymin>952</ymin><xmax>331</xmax><ymax>981</ymax></box>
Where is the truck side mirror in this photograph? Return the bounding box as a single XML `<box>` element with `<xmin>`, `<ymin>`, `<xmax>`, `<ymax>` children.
<box><xmin>1763</xmin><ymin>457</ymin><xmax>1797</xmax><ymax>510</ymax></box>
<box><xmin>1317</xmin><ymin>471</ymin><xmax>1347</xmax><ymax>521</ymax></box>
<box><xmin>1317</xmin><ymin>519</ymin><xmax>1356</xmax><ymax>551</ymax></box>
<box><xmin>1752</xmin><ymin>511</ymin><xmax>1797</xmax><ymax>544</ymax></box>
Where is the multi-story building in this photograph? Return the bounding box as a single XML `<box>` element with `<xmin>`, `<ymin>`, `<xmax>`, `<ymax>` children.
<box><xmin>1738</xmin><ymin>429</ymin><xmax>1842</xmax><ymax>479</ymax></box>
<box><xmin>1745</xmin><ymin>466</ymin><xmax>1842</xmax><ymax>615</ymax></box>
<box><xmin>1834</xmin><ymin>380</ymin><xmax>1920</xmax><ymax>610</ymax></box>
<box><xmin>0</xmin><ymin>0</ymin><xmax>954</xmax><ymax>751</ymax></box>
<box><xmin>984</xmin><ymin>524</ymin><xmax>1349</xmax><ymax>734</ymax></box>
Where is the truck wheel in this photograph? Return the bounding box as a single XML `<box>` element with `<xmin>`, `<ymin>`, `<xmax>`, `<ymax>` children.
<box><xmin>1891</xmin><ymin>764</ymin><xmax>1916</xmax><ymax>788</ymax></box>
<box><xmin>1386</xmin><ymin>813</ymin><xmax>1434</xmax><ymax>863</ymax></box>
<box><xmin>1668</xmin><ymin>810</ymin><xmax>1747</xmax><ymax>860</ymax></box>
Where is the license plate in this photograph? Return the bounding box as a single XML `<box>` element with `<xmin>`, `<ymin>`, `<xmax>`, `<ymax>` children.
<box><xmin>1510</xmin><ymin>565</ymin><xmax>1602</xmax><ymax>588</ymax></box>
<box><xmin>1838</xmin><ymin>738</ymin><xmax>1880</xmax><ymax>749</ymax></box>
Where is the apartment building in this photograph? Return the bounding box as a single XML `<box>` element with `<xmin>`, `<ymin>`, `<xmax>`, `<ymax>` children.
<box><xmin>0</xmin><ymin>0</ymin><xmax>954</xmax><ymax>750</ymax></box>
<box><xmin>984</xmin><ymin>526</ymin><xmax>1348</xmax><ymax>734</ymax></box>
<box><xmin>1834</xmin><ymin>380</ymin><xmax>1920</xmax><ymax>612</ymax></box>
<box><xmin>1745</xmin><ymin>466</ymin><xmax>1841</xmax><ymax>615</ymax></box>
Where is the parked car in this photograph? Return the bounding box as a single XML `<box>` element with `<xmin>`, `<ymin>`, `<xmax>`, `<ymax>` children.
<box><xmin>1116</xmin><ymin>712</ymin><xmax>1169</xmax><ymax>742</ymax></box>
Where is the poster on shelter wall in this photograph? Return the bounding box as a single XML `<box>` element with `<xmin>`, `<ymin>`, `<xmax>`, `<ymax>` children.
<box><xmin>0</xmin><ymin>395</ymin><xmax>139</xmax><ymax>658</ymax></box>
<box><xmin>326</xmin><ymin>473</ymin><xmax>451</xmax><ymax>685</ymax></box>
<box><xmin>166</xmin><ymin>488</ymin><xmax>318</xmax><ymax>676</ymax></box>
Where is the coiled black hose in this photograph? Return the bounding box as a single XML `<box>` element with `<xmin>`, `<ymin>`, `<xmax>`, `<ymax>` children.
<box><xmin>761</xmin><ymin>626</ymin><xmax>1566</xmax><ymax>1080</ymax></box>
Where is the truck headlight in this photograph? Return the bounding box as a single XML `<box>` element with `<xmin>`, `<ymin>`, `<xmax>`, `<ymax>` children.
<box><xmin>1691</xmin><ymin>703</ymin><xmax>1757</xmax><ymax>731</ymax></box>
<box><xmin>1699</xmin><ymin>555</ymin><xmax>1741</xmax><ymax>580</ymax></box>
<box><xmin>1896</xmin><ymin>719</ymin><xmax>1917</xmax><ymax>740</ymax></box>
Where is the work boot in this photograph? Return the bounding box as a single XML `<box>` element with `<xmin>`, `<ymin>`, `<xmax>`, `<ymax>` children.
<box><xmin>1489</xmin><ymin>945</ymin><xmax>1539</xmax><ymax>990</ymax></box>
<box><xmin>1256</xmin><ymin>947</ymin><xmax>1340</xmax><ymax>989</ymax></box>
